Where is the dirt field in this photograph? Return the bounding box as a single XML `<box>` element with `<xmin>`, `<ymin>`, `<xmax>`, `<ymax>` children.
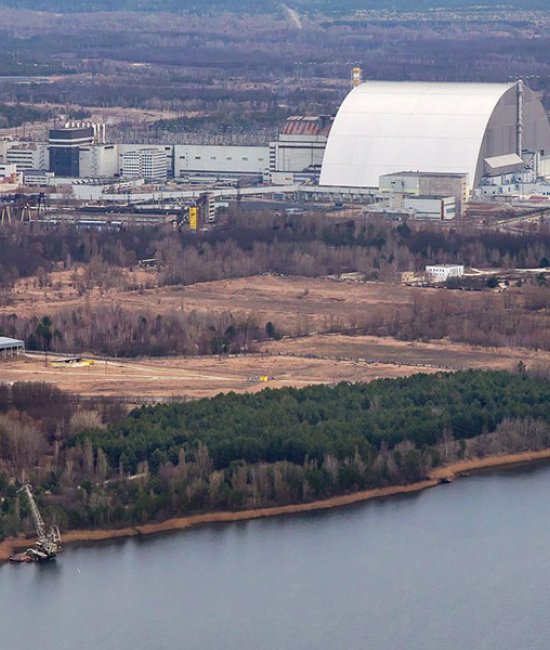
<box><xmin>3</xmin><ymin>274</ymin><xmax>542</xmax><ymax>401</ymax></box>
<box><xmin>1</xmin><ymin>333</ymin><xmax>541</xmax><ymax>401</ymax></box>
<box><xmin>260</xmin><ymin>334</ymin><xmax>547</xmax><ymax>371</ymax></box>
<box><xmin>0</xmin><ymin>353</ymin><xmax>437</xmax><ymax>401</ymax></box>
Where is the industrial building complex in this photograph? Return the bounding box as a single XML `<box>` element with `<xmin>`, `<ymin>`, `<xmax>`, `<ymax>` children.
<box><xmin>2</xmin><ymin>77</ymin><xmax>550</xmax><ymax>223</ymax></box>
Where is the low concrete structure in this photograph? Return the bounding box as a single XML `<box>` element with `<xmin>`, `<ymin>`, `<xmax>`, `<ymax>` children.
<box><xmin>0</xmin><ymin>337</ymin><xmax>24</xmax><ymax>358</ymax></box>
<box><xmin>425</xmin><ymin>264</ymin><xmax>465</xmax><ymax>282</ymax></box>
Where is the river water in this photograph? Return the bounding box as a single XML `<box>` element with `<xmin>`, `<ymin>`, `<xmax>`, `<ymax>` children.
<box><xmin>2</xmin><ymin>464</ymin><xmax>550</xmax><ymax>650</ymax></box>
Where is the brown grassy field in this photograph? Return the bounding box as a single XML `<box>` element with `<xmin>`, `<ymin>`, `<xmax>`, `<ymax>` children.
<box><xmin>259</xmin><ymin>334</ymin><xmax>547</xmax><ymax>371</ymax></box>
<box><xmin>0</xmin><ymin>353</ymin><xmax>436</xmax><ymax>401</ymax></box>
<box><xmin>3</xmin><ymin>273</ymin><xmax>543</xmax><ymax>400</ymax></box>
<box><xmin>6</xmin><ymin>272</ymin><xmax>416</xmax><ymax>330</ymax></box>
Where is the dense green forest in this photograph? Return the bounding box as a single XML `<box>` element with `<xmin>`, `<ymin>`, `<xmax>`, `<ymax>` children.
<box><xmin>2</xmin><ymin>370</ymin><xmax>549</xmax><ymax>538</ymax></box>
<box><xmin>78</xmin><ymin>370</ymin><xmax>550</xmax><ymax>474</ymax></box>
<box><xmin>3</xmin><ymin>1</ymin><xmax>549</xmax><ymax>14</ymax></box>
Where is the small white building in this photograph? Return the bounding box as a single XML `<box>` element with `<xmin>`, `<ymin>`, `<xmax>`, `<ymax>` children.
<box><xmin>425</xmin><ymin>264</ymin><xmax>465</xmax><ymax>282</ymax></box>
<box><xmin>23</xmin><ymin>169</ymin><xmax>55</xmax><ymax>186</ymax></box>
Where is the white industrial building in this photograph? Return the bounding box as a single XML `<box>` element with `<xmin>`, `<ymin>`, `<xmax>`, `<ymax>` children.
<box><xmin>268</xmin><ymin>115</ymin><xmax>331</xmax><ymax>182</ymax></box>
<box><xmin>380</xmin><ymin>171</ymin><xmax>469</xmax><ymax>216</ymax></box>
<box><xmin>118</xmin><ymin>144</ymin><xmax>173</xmax><ymax>178</ymax></box>
<box><xmin>174</xmin><ymin>144</ymin><xmax>269</xmax><ymax>178</ymax></box>
<box><xmin>399</xmin><ymin>195</ymin><xmax>457</xmax><ymax>220</ymax></box>
<box><xmin>120</xmin><ymin>148</ymin><xmax>168</xmax><ymax>181</ymax></box>
<box><xmin>320</xmin><ymin>80</ymin><xmax>550</xmax><ymax>190</ymax></box>
<box><xmin>426</xmin><ymin>265</ymin><xmax>464</xmax><ymax>282</ymax></box>
<box><xmin>79</xmin><ymin>144</ymin><xmax>119</xmax><ymax>178</ymax></box>
<box><xmin>4</xmin><ymin>142</ymin><xmax>49</xmax><ymax>172</ymax></box>
<box><xmin>23</xmin><ymin>170</ymin><xmax>55</xmax><ymax>186</ymax></box>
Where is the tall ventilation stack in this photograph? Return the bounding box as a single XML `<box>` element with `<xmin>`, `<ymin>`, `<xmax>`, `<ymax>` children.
<box><xmin>517</xmin><ymin>79</ymin><xmax>524</xmax><ymax>157</ymax></box>
<box><xmin>351</xmin><ymin>67</ymin><xmax>363</xmax><ymax>88</ymax></box>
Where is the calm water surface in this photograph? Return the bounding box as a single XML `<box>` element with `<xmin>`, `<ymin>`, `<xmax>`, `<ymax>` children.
<box><xmin>2</xmin><ymin>464</ymin><xmax>550</xmax><ymax>650</ymax></box>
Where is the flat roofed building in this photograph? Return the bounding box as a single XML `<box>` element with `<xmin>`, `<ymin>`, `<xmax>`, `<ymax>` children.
<box><xmin>49</xmin><ymin>126</ymin><xmax>95</xmax><ymax>178</ymax></box>
<box><xmin>120</xmin><ymin>148</ymin><xmax>168</xmax><ymax>181</ymax></box>
<box><xmin>425</xmin><ymin>264</ymin><xmax>464</xmax><ymax>282</ymax></box>
<box><xmin>6</xmin><ymin>142</ymin><xmax>49</xmax><ymax>172</ymax></box>
<box><xmin>0</xmin><ymin>336</ymin><xmax>24</xmax><ymax>358</ymax></box>
<box><xmin>380</xmin><ymin>171</ymin><xmax>469</xmax><ymax>216</ymax></box>
<box><xmin>174</xmin><ymin>144</ymin><xmax>269</xmax><ymax>178</ymax></box>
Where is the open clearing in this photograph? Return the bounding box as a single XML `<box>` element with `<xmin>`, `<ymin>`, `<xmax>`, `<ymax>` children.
<box><xmin>0</xmin><ymin>353</ymin><xmax>437</xmax><ymax>401</ymax></box>
<box><xmin>5</xmin><ymin>273</ymin><xmax>417</xmax><ymax>332</ymax></box>
<box><xmin>3</xmin><ymin>273</ymin><xmax>542</xmax><ymax>401</ymax></box>
<box><xmin>1</xmin><ymin>334</ymin><xmax>541</xmax><ymax>402</ymax></box>
<box><xmin>259</xmin><ymin>334</ymin><xmax>548</xmax><ymax>371</ymax></box>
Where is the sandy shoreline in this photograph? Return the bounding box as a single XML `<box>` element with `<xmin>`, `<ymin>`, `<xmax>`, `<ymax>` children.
<box><xmin>3</xmin><ymin>448</ymin><xmax>550</xmax><ymax>563</ymax></box>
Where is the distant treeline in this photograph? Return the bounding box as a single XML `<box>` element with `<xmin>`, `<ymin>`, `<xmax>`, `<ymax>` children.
<box><xmin>3</xmin><ymin>1</ymin><xmax>546</xmax><ymax>14</ymax></box>
<box><xmin>2</xmin><ymin>370</ymin><xmax>550</xmax><ymax>538</ymax></box>
<box><xmin>2</xmin><ymin>215</ymin><xmax>550</xmax><ymax>288</ymax></box>
<box><xmin>0</xmin><ymin>103</ymin><xmax>51</xmax><ymax>128</ymax></box>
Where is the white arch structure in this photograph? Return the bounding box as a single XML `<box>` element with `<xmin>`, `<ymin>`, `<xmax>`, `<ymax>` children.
<box><xmin>320</xmin><ymin>81</ymin><xmax>550</xmax><ymax>189</ymax></box>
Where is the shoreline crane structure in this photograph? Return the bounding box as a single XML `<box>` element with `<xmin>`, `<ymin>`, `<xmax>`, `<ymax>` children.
<box><xmin>10</xmin><ymin>484</ymin><xmax>62</xmax><ymax>562</ymax></box>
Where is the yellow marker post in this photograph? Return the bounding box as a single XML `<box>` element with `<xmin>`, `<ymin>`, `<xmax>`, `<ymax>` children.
<box><xmin>189</xmin><ymin>207</ymin><xmax>198</xmax><ymax>231</ymax></box>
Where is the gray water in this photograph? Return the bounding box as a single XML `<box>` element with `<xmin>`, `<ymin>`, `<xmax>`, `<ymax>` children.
<box><xmin>2</xmin><ymin>464</ymin><xmax>550</xmax><ymax>650</ymax></box>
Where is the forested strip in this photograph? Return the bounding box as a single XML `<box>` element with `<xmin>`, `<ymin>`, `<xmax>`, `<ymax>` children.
<box><xmin>80</xmin><ymin>370</ymin><xmax>550</xmax><ymax>474</ymax></box>
<box><xmin>2</xmin><ymin>371</ymin><xmax>550</xmax><ymax>537</ymax></box>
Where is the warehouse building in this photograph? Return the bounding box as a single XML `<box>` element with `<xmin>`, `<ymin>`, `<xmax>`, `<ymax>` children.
<box><xmin>320</xmin><ymin>80</ymin><xmax>550</xmax><ymax>190</ymax></box>
<box><xmin>0</xmin><ymin>337</ymin><xmax>24</xmax><ymax>358</ymax></box>
<box><xmin>393</xmin><ymin>195</ymin><xmax>457</xmax><ymax>221</ymax></box>
<box><xmin>174</xmin><ymin>144</ymin><xmax>268</xmax><ymax>179</ymax></box>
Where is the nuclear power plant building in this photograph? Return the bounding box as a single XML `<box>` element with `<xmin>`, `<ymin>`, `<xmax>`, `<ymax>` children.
<box><xmin>320</xmin><ymin>80</ymin><xmax>550</xmax><ymax>190</ymax></box>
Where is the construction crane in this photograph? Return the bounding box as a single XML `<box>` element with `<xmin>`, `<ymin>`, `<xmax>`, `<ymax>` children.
<box><xmin>11</xmin><ymin>484</ymin><xmax>62</xmax><ymax>562</ymax></box>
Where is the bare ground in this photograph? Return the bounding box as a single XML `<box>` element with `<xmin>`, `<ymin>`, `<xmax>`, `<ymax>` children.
<box><xmin>259</xmin><ymin>334</ymin><xmax>545</xmax><ymax>371</ymax></box>
<box><xmin>4</xmin><ymin>274</ymin><xmax>415</xmax><ymax>332</ymax></box>
<box><xmin>0</xmin><ymin>353</ymin><xmax>435</xmax><ymax>400</ymax></box>
<box><xmin>2</xmin><ymin>274</ymin><xmax>542</xmax><ymax>399</ymax></box>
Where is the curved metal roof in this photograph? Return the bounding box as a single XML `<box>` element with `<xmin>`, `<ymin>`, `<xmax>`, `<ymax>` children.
<box><xmin>320</xmin><ymin>81</ymin><xmax>516</xmax><ymax>189</ymax></box>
